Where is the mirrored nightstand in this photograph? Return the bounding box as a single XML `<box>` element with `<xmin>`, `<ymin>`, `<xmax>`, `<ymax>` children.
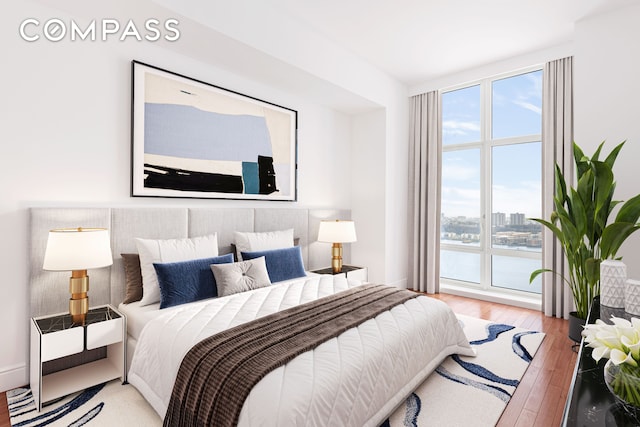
<box><xmin>311</xmin><ymin>265</ymin><xmax>368</xmax><ymax>282</ymax></box>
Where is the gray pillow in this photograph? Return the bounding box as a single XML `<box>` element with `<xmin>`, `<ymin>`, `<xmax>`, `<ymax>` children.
<box><xmin>210</xmin><ymin>256</ymin><xmax>272</xmax><ymax>297</ymax></box>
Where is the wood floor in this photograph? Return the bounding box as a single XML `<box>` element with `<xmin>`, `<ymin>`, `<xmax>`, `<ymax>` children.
<box><xmin>0</xmin><ymin>293</ymin><xmax>575</xmax><ymax>427</ymax></box>
<box><xmin>431</xmin><ymin>293</ymin><xmax>577</xmax><ymax>427</ymax></box>
<box><xmin>0</xmin><ymin>387</ymin><xmax>7</xmax><ymax>427</ymax></box>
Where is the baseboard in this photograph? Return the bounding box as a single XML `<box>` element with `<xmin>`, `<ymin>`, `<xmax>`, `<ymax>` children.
<box><xmin>0</xmin><ymin>363</ymin><xmax>28</xmax><ymax>393</ymax></box>
<box><xmin>440</xmin><ymin>284</ymin><xmax>542</xmax><ymax>311</ymax></box>
<box><xmin>387</xmin><ymin>277</ymin><xmax>408</xmax><ymax>289</ymax></box>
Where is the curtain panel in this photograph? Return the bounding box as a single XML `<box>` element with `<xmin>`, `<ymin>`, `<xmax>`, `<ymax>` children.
<box><xmin>408</xmin><ymin>91</ymin><xmax>441</xmax><ymax>293</ymax></box>
<box><xmin>541</xmin><ymin>56</ymin><xmax>574</xmax><ymax>318</ymax></box>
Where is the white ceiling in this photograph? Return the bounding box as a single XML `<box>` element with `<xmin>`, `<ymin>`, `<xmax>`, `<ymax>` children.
<box><xmin>35</xmin><ymin>0</ymin><xmax>638</xmax><ymax>112</ymax></box>
<box><xmin>266</xmin><ymin>0</ymin><xmax>637</xmax><ymax>85</ymax></box>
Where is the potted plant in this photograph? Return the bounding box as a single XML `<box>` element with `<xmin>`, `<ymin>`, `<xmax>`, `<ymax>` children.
<box><xmin>530</xmin><ymin>141</ymin><xmax>640</xmax><ymax>342</ymax></box>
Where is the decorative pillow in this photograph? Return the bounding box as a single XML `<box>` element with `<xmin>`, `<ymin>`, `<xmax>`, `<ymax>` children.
<box><xmin>154</xmin><ymin>254</ymin><xmax>233</xmax><ymax>309</ymax></box>
<box><xmin>210</xmin><ymin>257</ymin><xmax>272</xmax><ymax>297</ymax></box>
<box><xmin>234</xmin><ymin>229</ymin><xmax>294</xmax><ymax>261</ymax></box>
<box><xmin>241</xmin><ymin>246</ymin><xmax>306</xmax><ymax>283</ymax></box>
<box><xmin>136</xmin><ymin>234</ymin><xmax>219</xmax><ymax>307</ymax></box>
<box><xmin>231</xmin><ymin>237</ymin><xmax>300</xmax><ymax>262</ymax></box>
<box><xmin>121</xmin><ymin>253</ymin><xmax>143</xmax><ymax>304</ymax></box>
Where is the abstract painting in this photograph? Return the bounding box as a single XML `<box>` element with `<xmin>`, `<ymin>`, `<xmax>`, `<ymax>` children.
<box><xmin>131</xmin><ymin>61</ymin><xmax>297</xmax><ymax>200</ymax></box>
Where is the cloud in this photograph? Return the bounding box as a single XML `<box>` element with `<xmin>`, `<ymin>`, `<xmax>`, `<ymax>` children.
<box><xmin>442</xmin><ymin>120</ymin><xmax>480</xmax><ymax>134</ymax></box>
<box><xmin>512</xmin><ymin>99</ymin><xmax>541</xmax><ymax>115</ymax></box>
<box><xmin>492</xmin><ymin>182</ymin><xmax>541</xmax><ymax>218</ymax></box>
<box><xmin>441</xmin><ymin>177</ymin><xmax>541</xmax><ymax>219</ymax></box>
<box><xmin>525</xmin><ymin>72</ymin><xmax>543</xmax><ymax>97</ymax></box>
<box><xmin>441</xmin><ymin>186</ymin><xmax>480</xmax><ymax>218</ymax></box>
<box><xmin>441</xmin><ymin>162</ymin><xmax>478</xmax><ymax>182</ymax></box>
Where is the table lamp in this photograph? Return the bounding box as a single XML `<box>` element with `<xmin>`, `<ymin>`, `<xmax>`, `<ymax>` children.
<box><xmin>317</xmin><ymin>220</ymin><xmax>357</xmax><ymax>273</ymax></box>
<box><xmin>43</xmin><ymin>227</ymin><xmax>113</xmax><ymax>324</ymax></box>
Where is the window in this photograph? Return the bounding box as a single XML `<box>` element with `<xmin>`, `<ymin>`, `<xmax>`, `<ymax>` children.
<box><xmin>440</xmin><ymin>68</ymin><xmax>543</xmax><ymax>296</ymax></box>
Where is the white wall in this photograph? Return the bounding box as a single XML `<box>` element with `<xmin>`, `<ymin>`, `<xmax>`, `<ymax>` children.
<box><xmin>574</xmin><ymin>3</ymin><xmax>640</xmax><ymax>279</ymax></box>
<box><xmin>148</xmin><ymin>0</ymin><xmax>412</xmax><ymax>288</ymax></box>
<box><xmin>0</xmin><ymin>0</ymin><xmax>367</xmax><ymax>391</ymax></box>
<box><xmin>351</xmin><ymin>109</ymin><xmax>387</xmax><ymax>283</ymax></box>
<box><xmin>384</xmin><ymin>93</ymin><xmax>410</xmax><ymax>289</ymax></box>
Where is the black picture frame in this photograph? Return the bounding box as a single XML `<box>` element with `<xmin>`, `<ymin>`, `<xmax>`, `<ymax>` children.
<box><xmin>131</xmin><ymin>61</ymin><xmax>298</xmax><ymax>201</ymax></box>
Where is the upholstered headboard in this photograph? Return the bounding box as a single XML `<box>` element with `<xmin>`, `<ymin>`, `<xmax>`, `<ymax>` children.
<box><xmin>29</xmin><ymin>207</ymin><xmax>350</xmax><ymax>317</ymax></box>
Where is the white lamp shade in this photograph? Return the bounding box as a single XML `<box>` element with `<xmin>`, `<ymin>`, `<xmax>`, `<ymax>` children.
<box><xmin>317</xmin><ymin>220</ymin><xmax>357</xmax><ymax>243</ymax></box>
<box><xmin>43</xmin><ymin>228</ymin><xmax>113</xmax><ymax>271</ymax></box>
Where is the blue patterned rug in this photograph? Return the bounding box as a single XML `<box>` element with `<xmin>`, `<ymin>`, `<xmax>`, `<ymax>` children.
<box><xmin>7</xmin><ymin>379</ymin><xmax>160</xmax><ymax>427</ymax></box>
<box><xmin>7</xmin><ymin>314</ymin><xmax>543</xmax><ymax>427</ymax></box>
<box><xmin>383</xmin><ymin>314</ymin><xmax>545</xmax><ymax>427</ymax></box>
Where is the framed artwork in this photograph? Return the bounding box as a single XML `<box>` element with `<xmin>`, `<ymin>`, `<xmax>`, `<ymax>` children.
<box><xmin>131</xmin><ymin>61</ymin><xmax>298</xmax><ymax>201</ymax></box>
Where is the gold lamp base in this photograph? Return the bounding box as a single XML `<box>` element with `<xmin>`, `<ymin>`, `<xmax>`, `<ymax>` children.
<box><xmin>331</xmin><ymin>243</ymin><xmax>343</xmax><ymax>274</ymax></box>
<box><xmin>69</xmin><ymin>269</ymin><xmax>89</xmax><ymax>324</ymax></box>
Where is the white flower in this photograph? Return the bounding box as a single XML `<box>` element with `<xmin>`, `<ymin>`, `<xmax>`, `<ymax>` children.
<box><xmin>610</xmin><ymin>348</ymin><xmax>638</xmax><ymax>366</ymax></box>
<box><xmin>591</xmin><ymin>345</ymin><xmax>610</xmax><ymax>362</ymax></box>
<box><xmin>582</xmin><ymin>316</ymin><xmax>640</xmax><ymax>367</ymax></box>
<box><xmin>610</xmin><ymin>317</ymin><xmax>633</xmax><ymax>328</ymax></box>
<box><xmin>622</xmin><ymin>334</ymin><xmax>640</xmax><ymax>359</ymax></box>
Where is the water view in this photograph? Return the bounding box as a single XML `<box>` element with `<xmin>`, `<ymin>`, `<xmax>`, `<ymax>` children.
<box><xmin>440</xmin><ymin>213</ymin><xmax>543</xmax><ymax>294</ymax></box>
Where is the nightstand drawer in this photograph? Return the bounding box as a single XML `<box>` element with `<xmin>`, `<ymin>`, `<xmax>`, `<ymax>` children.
<box><xmin>87</xmin><ymin>316</ymin><xmax>123</xmax><ymax>350</ymax></box>
<box><xmin>41</xmin><ymin>328</ymin><xmax>84</xmax><ymax>362</ymax></box>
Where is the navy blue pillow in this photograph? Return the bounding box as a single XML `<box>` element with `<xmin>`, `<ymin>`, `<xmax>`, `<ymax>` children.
<box><xmin>154</xmin><ymin>253</ymin><xmax>234</xmax><ymax>309</ymax></box>
<box><xmin>241</xmin><ymin>246</ymin><xmax>306</xmax><ymax>283</ymax></box>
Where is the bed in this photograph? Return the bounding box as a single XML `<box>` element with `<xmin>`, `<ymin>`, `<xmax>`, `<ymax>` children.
<box><xmin>29</xmin><ymin>207</ymin><xmax>474</xmax><ymax>427</ymax></box>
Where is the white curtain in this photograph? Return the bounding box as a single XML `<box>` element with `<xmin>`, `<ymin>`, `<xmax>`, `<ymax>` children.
<box><xmin>541</xmin><ymin>56</ymin><xmax>574</xmax><ymax>318</ymax></box>
<box><xmin>408</xmin><ymin>91</ymin><xmax>441</xmax><ymax>293</ymax></box>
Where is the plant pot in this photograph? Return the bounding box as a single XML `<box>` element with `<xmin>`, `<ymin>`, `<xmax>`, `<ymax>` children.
<box><xmin>568</xmin><ymin>311</ymin><xmax>586</xmax><ymax>343</ymax></box>
<box><xmin>604</xmin><ymin>359</ymin><xmax>640</xmax><ymax>410</ymax></box>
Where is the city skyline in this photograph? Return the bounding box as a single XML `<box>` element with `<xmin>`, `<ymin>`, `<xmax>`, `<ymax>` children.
<box><xmin>441</xmin><ymin>211</ymin><xmax>539</xmax><ymax>223</ymax></box>
<box><xmin>441</xmin><ymin>211</ymin><xmax>542</xmax><ymax>250</ymax></box>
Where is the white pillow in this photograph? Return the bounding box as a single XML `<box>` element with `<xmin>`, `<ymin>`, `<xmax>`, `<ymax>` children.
<box><xmin>234</xmin><ymin>229</ymin><xmax>294</xmax><ymax>261</ymax></box>
<box><xmin>135</xmin><ymin>234</ymin><xmax>218</xmax><ymax>306</ymax></box>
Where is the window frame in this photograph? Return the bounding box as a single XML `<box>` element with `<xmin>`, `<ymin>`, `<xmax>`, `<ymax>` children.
<box><xmin>439</xmin><ymin>65</ymin><xmax>543</xmax><ymax>298</ymax></box>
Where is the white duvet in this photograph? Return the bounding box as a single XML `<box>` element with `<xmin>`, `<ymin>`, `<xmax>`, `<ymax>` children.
<box><xmin>128</xmin><ymin>274</ymin><xmax>475</xmax><ymax>426</ymax></box>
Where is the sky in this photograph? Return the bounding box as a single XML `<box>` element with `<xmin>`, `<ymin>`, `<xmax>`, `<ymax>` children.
<box><xmin>441</xmin><ymin>70</ymin><xmax>542</xmax><ymax>220</ymax></box>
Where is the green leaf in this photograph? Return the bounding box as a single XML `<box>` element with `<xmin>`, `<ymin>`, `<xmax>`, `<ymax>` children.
<box><xmin>592</xmin><ymin>161</ymin><xmax>614</xmax><ymax>211</ymax></box>
<box><xmin>556</xmin><ymin>210</ymin><xmax>580</xmax><ymax>248</ymax></box>
<box><xmin>530</xmin><ymin>218</ymin><xmax>565</xmax><ymax>245</ymax></box>
<box><xmin>603</xmin><ymin>140</ymin><xmax>625</xmax><ymax>169</ymax></box>
<box><xmin>601</xmin><ymin>222</ymin><xmax>640</xmax><ymax>259</ymax></box>
<box><xmin>616</xmin><ymin>194</ymin><xmax>640</xmax><ymax>224</ymax></box>
<box><xmin>529</xmin><ymin>268</ymin><xmax>553</xmax><ymax>283</ymax></box>
<box><xmin>576</xmin><ymin>168</ymin><xmax>594</xmax><ymax>219</ymax></box>
<box><xmin>590</xmin><ymin>140</ymin><xmax>606</xmax><ymax>162</ymax></box>
<box><xmin>569</xmin><ymin>188</ymin><xmax>587</xmax><ymax>236</ymax></box>
<box><xmin>573</xmin><ymin>142</ymin><xmax>589</xmax><ymax>178</ymax></box>
<box><xmin>572</xmin><ymin>141</ymin><xmax>585</xmax><ymax>162</ymax></box>
<box><xmin>554</xmin><ymin>164</ymin><xmax>568</xmax><ymax>203</ymax></box>
<box><xmin>585</xmin><ymin>257</ymin><xmax>600</xmax><ymax>286</ymax></box>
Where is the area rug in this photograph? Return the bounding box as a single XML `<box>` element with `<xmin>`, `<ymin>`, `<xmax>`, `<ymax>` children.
<box><xmin>7</xmin><ymin>380</ymin><xmax>160</xmax><ymax>427</ymax></box>
<box><xmin>383</xmin><ymin>314</ymin><xmax>545</xmax><ymax>427</ymax></box>
<box><xmin>7</xmin><ymin>314</ymin><xmax>544</xmax><ymax>427</ymax></box>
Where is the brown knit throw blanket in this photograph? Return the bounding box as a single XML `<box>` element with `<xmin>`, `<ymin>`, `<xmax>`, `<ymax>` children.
<box><xmin>163</xmin><ymin>284</ymin><xmax>420</xmax><ymax>427</ymax></box>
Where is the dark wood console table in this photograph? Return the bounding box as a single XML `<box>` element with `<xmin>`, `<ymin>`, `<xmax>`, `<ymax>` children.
<box><xmin>562</xmin><ymin>296</ymin><xmax>640</xmax><ymax>426</ymax></box>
